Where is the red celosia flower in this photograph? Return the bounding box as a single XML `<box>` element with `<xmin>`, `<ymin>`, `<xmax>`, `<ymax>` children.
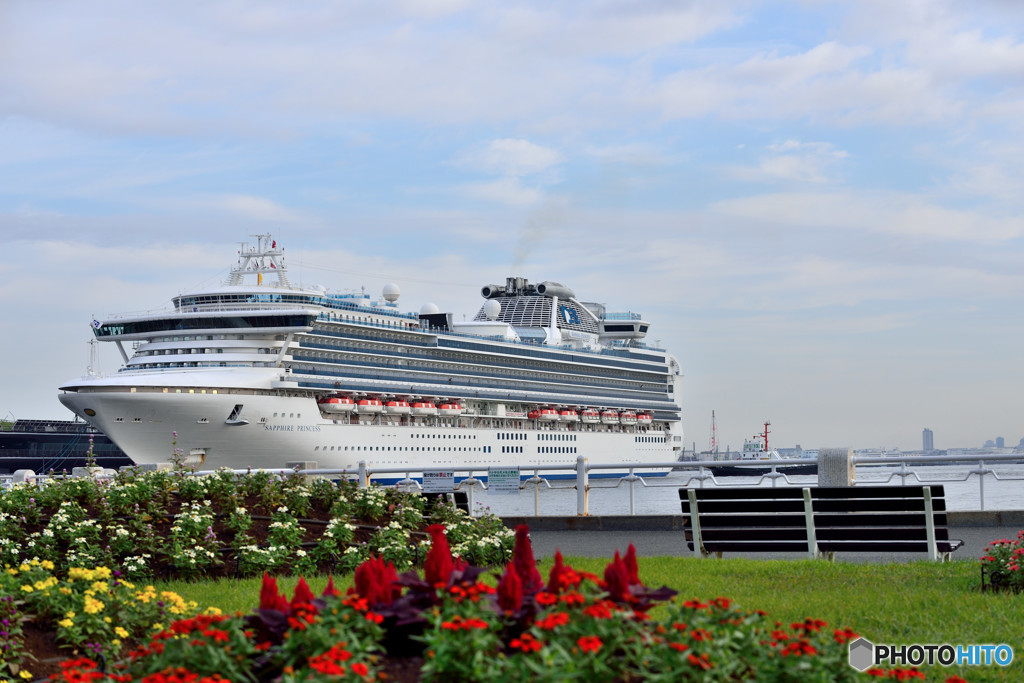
<box><xmin>577</xmin><ymin>635</ymin><xmax>603</xmax><ymax>653</ymax></box>
<box><xmin>353</xmin><ymin>555</ymin><xmax>400</xmax><ymax>606</ymax></box>
<box><xmin>424</xmin><ymin>524</ymin><xmax>455</xmax><ymax>587</ymax></box>
<box><xmin>259</xmin><ymin>572</ymin><xmax>289</xmax><ymax>612</ymax></box>
<box><xmin>497</xmin><ymin>562</ymin><xmax>523</xmax><ymax>612</ymax></box>
<box><xmin>322</xmin><ymin>575</ymin><xmax>342</xmax><ymax>598</ymax></box>
<box><xmin>291</xmin><ymin>577</ymin><xmax>316</xmax><ymax>607</ymax></box>
<box><xmin>547</xmin><ymin>549</ymin><xmax>580</xmax><ymax>594</ymax></box>
<box><xmin>603</xmin><ymin>551</ymin><xmax>632</xmax><ymax>602</ymax></box>
<box><xmin>623</xmin><ymin>543</ymin><xmax>640</xmax><ymax>585</ymax></box>
<box><xmin>512</xmin><ymin>525</ymin><xmax>543</xmax><ymax>594</ymax></box>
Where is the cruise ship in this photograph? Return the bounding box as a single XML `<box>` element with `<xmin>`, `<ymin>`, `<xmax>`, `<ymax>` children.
<box><xmin>58</xmin><ymin>235</ymin><xmax>683</xmax><ymax>481</ymax></box>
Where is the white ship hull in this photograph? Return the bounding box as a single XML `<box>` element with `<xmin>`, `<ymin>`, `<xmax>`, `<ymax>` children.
<box><xmin>59</xmin><ymin>387</ymin><xmax>674</xmax><ymax>481</ymax></box>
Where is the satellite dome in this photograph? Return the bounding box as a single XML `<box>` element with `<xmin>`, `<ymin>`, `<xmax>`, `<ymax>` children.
<box><xmin>483</xmin><ymin>299</ymin><xmax>501</xmax><ymax>320</ymax></box>
<box><xmin>420</xmin><ymin>302</ymin><xmax>440</xmax><ymax>315</ymax></box>
<box><xmin>382</xmin><ymin>283</ymin><xmax>400</xmax><ymax>302</ymax></box>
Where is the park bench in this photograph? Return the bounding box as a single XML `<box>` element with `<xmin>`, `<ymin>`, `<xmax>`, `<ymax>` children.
<box><xmin>680</xmin><ymin>485</ymin><xmax>963</xmax><ymax>561</ymax></box>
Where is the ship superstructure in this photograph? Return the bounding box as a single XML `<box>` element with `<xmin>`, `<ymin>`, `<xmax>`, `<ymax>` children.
<box><xmin>59</xmin><ymin>235</ymin><xmax>683</xmax><ymax>480</ymax></box>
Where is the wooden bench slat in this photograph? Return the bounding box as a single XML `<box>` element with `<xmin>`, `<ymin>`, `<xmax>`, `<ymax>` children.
<box><xmin>681</xmin><ymin>484</ymin><xmax>963</xmax><ymax>561</ymax></box>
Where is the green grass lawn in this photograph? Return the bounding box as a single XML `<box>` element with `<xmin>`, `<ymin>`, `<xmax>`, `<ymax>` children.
<box><xmin>159</xmin><ymin>557</ymin><xmax>1023</xmax><ymax>682</ymax></box>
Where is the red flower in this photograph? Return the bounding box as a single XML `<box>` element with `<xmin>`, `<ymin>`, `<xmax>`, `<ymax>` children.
<box><xmin>535</xmin><ymin>611</ymin><xmax>570</xmax><ymax>630</ymax></box>
<box><xmin>547</xmin><ymin>549</ymin><xmax>571</xmax><ymax>593</ymax></box>
<box><xmin>683</xmin><ymin>599</ymin><xmax>708</xmax><ymax>610</ymax></box>
<box><xmin>510</xmin><ymin>632</ymin><xmax>544</xmax><ymax>653</ymax></box>
<box><xmin>833</xmin><ymin>627</ymin><xmax>859</xmax><ymax>643</ymax></box>
<box><xmin>497</xmin><ymin>562</ymin><xmax>523</xmax><ymax>612</ymax></box>
<box><xmin>669</xmin><ymin>642</ymin><xmax>689</xmax><ymax>652</ymax></box>
<box><xmin>353</xmin><ymin>555</ymin><xmax>400</xmax><ymax>606</ymax></box>
<box><xmin>603</xmin><ymin>551</ymin><xmax>632</xmax><ymax>602</ymax></box>
<box><xmin>584</xmin><ymin>602</ymin><xmax>613</xmax><ymax>619</ymax></box>
<box><xmin>512</xmin><ymin>525</ymin><xmax>543</xmax><ymax>594</ymax></box>
<box><xmin>424</xmin><ymin>524</ymin><xmax>455</xmax><ymax>587</ymax></box>
<box><xmin>322</xmin><ymin>575</ymin><xmax>342</xmax><ymax>598</ymax></box>
<box><xmin>259</xmin><ymin>573</ymin><xmax>289</xmax><ymax>612</ymax></box>
<box><xmin>291</xmin><ymin>577</ymin><xmax>315</xmax><ymax>608</ymax></box>
<box><xmin>623</xmin><ymin>543</ymin><xmax>641</xmax><ymax>585</ymax></box>
<box><xmin>687</xmin><ymin>653</ymin><xmax>713</xmax><ymax>670</ymax></box>
<box><xmin>945</xmin><ymin>677</ymin><xmax>968</xmax><ymax>683</ymax></box>
<box><xmin>577</xmin><ymin>635</ymin><xmax>603</xmax><ymax>653</ymax></box>
<box><xmin>351</xmin><ymin>662</ymin><xmax>369</xmax><ymax>677</ymax></box>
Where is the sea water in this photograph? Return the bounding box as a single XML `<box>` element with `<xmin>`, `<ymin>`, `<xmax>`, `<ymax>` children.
<box><xmin>464</xmin><ymin>464</ymin><xmax>1024</xmax><ymax>517</ymax></box>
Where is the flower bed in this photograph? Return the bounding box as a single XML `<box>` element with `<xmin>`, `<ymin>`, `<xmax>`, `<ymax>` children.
<box><xmin>980</xmin><ymin>531</ymin><xmax>1024</xmax><ymax>593</ymax></box>
<box><xmin>23</xmin><ymin>525</ymin><xmax>935</xmax><ymax>682</ymax></box>
<box><xmin>0</xmin><ymin>468</ymin><xmax>513</xmax><ymax>580</ymax></box>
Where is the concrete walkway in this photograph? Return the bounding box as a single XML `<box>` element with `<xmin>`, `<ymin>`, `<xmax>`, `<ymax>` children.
<box><xmin>501</xmin><ymin>513</ymin><xmax>1023</xmax><ymax>563</ymax></box>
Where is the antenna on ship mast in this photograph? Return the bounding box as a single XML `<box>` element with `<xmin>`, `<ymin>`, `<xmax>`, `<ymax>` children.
<box><xmin>761</xmin><ymin>421</ymin><xmax>771</xmax><ymax>451</ymax></box>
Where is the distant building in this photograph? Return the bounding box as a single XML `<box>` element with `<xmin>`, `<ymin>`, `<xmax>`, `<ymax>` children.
<box><xmin>922</xmin><ymin>428</ymin><xmax>934</xmax><ymax>452</ymax></box>
<box><xmin>996</xmin><ymin>437</ymin><xmax>1005</xmax><ymax>449</ymax></box>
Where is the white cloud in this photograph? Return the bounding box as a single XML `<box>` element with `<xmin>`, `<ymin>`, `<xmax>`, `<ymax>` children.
<box><xmin>458</xmin><ymin>139</ymin><xmax>563</xmax><ymax>177</ymax></box>
<box><xmin>211</xmin><ymin>195</ymin><xmax>305</xmax><ymax>223</ymax></box>
<box><xmin>713</xmin><ymin>191</ymin><xmax>1024</xmax><ymax>242</ymax></box>
<box><xmin>460</xmin><ymin>177</ymin><xmax>544</xmax><ymax>206</ymax></box>
<box><xmin>729</xmin><ymin>140</ymin><xmax>849</xmax><ymax>183</ymax></box>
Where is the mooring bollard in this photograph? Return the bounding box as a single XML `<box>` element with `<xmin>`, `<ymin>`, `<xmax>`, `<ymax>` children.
<box><xmin>817</xmin><ymin>448</ymin><xmax>855</xmax><ymax>486</ymax></box>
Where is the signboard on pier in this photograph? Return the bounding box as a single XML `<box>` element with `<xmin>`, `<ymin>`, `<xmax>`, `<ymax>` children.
<box><xmin>487</xmin><ymin>467</ymin><xmax>520</xmax><ymax>495</ymax></box>
<box><xmin>422</xmin><ymin>470</ymin><xmax>455</xmax><ymax>493</ymax></box>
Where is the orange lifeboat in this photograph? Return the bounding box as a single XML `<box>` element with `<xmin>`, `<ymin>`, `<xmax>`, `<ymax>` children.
<box><xmin>385</xmin><ymin>400</ymin><xmax>411</xmax><ymax>415</ymax></box>
<box><xmin>356</xmin><ymin>398</ymin><xmax>384</xmax><ymax>414</ymax></box>
<box><xmin>637</xmin><ymin>412</ymin><xmax>653</xmax><ymax>426</ymax></box>
<box><xmin>538</xmin><ymin>408</ymin><xmax>559</xmax><ymax>421</ymax></box>
<box><xmin>580</xmin><ymin>408</ymin><xmax>600</xmax><ymax>424</ymax></box>
<box><xmin>318</xmin><ymin>396</ymin><xmax>355</xmax><ymax>413</ymax></box>
<box><xmin>438</xmin><ymin>402</ymin><xmax>463</xmax><ymax>417</ymax></box>
<box><xmin>620</xmin><ymin>410</ymin><xmax>637</xmax><ymax>425</ymax></box>
<box><xmin>558</xmin><ymin>409</ymin><xmax>579</xmax><ymax>422</ymax></box>
<box><xmin>411</xmin><ymin>401</ymin><xmax>438</xmax><ymax>416</ymax></box>
<box><xmin>600</xmin><ymin>410</ymin><xmax>619</xmax><ymax>425</ymax></box>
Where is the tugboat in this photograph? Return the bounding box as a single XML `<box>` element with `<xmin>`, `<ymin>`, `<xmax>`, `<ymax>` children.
<box><xmin>708</xmin><ymin>422</ymin><xmax>817</xmax><ymax>476</ymax></box>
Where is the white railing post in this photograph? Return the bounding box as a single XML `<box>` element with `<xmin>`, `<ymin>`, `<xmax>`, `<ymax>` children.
<box><xmin>576</xmin><ymin>455</ymin><xmax>589</xmax><ymax>516</ymax></box>
<box><xmin>358</xmin><ymin>460</ymin><xmax>368</xmax><ymax>488</ymax></box>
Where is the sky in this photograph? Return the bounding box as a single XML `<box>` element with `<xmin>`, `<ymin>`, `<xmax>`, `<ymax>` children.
<box><xmin>2</xmin><ymin>0</ymin><xmax>1024</xmax><ymax>453</ymax></box>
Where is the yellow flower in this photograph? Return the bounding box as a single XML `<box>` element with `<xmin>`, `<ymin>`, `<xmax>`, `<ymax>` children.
<box><xmin>41</xmin><ymin>560</ymin><xmax>55</xmax><ymax>570</ymax></box>
<box><xmin>152</xmin><ymin>623</ymin><xmax>164</xmax><ymax>632</ymax></box>
<box><xmin>19</xmin><ymin>670</ymin><xmax>32</xmax><ymax>680</ymax></box>
<box><xmin>204</xmin><ymin>607</ymin><xmax>223</xmax><ymax>616</ymax></box>
<box><xmin>6</xmin><ymin>568</ymin><xmax>18</xmax><ymax>576</ymax></box>
<box><xmin>104</xmin><ymin>616</ymin><xmax>111</xmax><ymax>624</ymax></box>
<box><xmin>20</xmin><ymin>584</ymin><xmax>33</xmax><ymax>593</ymax></box>
<box><xmin>83</xmin><ymin>595</ymin><xmax>104</xmax><ymax>614</ymax></box>
<box><xmin>60</xmin><ymin>587</ymin><xmax>72</xmax><ymax>595</ymax></box>
<box><xmin>65</xmin><ymin>611</ymin><xmax>76</xmax><ymax>619</ymax></box>
<box><xmin>115</xmin><ymin>626</ymin><xmax>129</xmax><ymax>638</ymax></box>
<box><xmin>58</xmin><ymin>618</ymin><xmax>74</xmax><ymax>628</ymax></box>
<box><xmin>18</xmin><ymin>563</ymin><xmax>30</xmax><ymax>572</ymax></box>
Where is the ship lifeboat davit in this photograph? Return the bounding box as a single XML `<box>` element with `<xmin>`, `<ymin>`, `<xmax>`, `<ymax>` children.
<box><xmin>411</xmin><ymin>401</ymin><xmax>438</xmax><ymax>416</ymax></box>
<box><xmin>600</xmin><ymin>410</ymin><xmax>619</xmax><ymax>425</ymax></box>
<box><xmin>620</xmin><ymin>410</ymin><xmax>638</xmax><ymax>426</ymax></box>
<box><xmin>637</xmin><ymin>412</ymin><xmax>653</xmax><ymax>426</ymax></box>
<box><xmin>438</xmin><ymin>402</ymin><xmax>463</xmax><ymax>417</ymax></box>
<box><xmin>558</xmin><ymin>409</ymin><xmax>579</xmax><ymax>422</ymax></box>
<box><xmin>538</xmin><ymin>408</ymin><xmax>559</xmax><ymax>421</ymax></box>
<box><xmin>385</xmin><ymin>400</ymin><xmax>411</xmax><ymax>415</ymax></box>
<box><xmin>580</xmin><ymin>408</ymin><xmax>600</xmax><ymax>424</ymax></box>
<box><xmin>356</xmin><ymin>398</ymin><xmax>384</xmax><ymax>414</ymax></box>
<box><xmin>319</xmin><ymin>396</ymin><xmax>355</xmax><ymax>413</ymax></box>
